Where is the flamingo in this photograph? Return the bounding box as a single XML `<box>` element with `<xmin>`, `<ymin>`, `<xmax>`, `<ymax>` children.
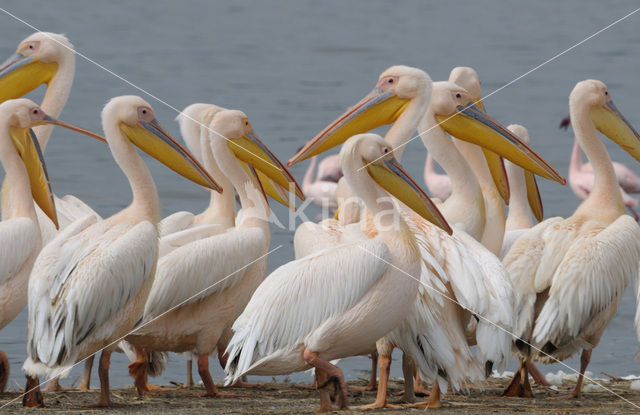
<box><xmin>0</xmin><ymin>98</ymin><xmax>103</xmax><ymax>393</ymax></box>
<box><xmin>301</xmin><ymin>155</ymin><xmax>340</xmax><ymax>210</ymax></box>
<box><xmin>502</xmin><ymin>80</ymin><xmax>640</xmax><ymax>399</ymax></box>
<box><xmin>125</xmin><ymin>108</ymin><xmax>302</xmax><ymax>398</ymax></box>
<box><xmin>22</xmin><ymin>95</ymin><xmax>220</xmax><ymax>407</ymax></box>
<box><xmin>225</xmin><ymin>132</ymin><xmax>451</xmax><ymax>411</ymax></box>
<box><xmin>424</xmin><ymin>153</ymin><xmax>452</xmax><ymax>201</ymax></box>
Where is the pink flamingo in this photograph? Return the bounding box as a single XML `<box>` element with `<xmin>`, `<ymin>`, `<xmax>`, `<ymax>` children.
<box><xmin>562</xmin><ymin>116</ymin><xmax>640</xmax><ymax>219</ymax></box>
<box><xmin>423</xmin><ymin>153</ymin><xmax>452</xmax><ymax>201</ymax></box>
<box><xmin>301</xmin><ymin>155</ymin><xmax>341</xmax><ymax>209</ymax></box>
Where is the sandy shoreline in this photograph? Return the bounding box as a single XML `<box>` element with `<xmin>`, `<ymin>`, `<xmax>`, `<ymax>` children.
<box><xmin>1</xmin><ymin>376</ymin><xmax>638</xmax><ymax>414</ymax></box>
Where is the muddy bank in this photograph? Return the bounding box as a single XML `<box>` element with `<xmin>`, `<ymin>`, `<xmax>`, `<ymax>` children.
<box><xmin>1</xmin><ymin>376</ymin><xmax>638</xmax><ymax>414</ymax></box>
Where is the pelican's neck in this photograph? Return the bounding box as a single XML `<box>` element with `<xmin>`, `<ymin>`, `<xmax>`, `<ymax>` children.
<box><xmin>386</xmin><ymin>92</ymin><xmax>429</xmax><ymax>162</ymax></box>
<box><xmin>571</xmin><ymin>103</ymin><xmax>624</xmax><ymax>219</ymax></box>
<box><xmin>343</xmin><ymin>151</ymin><xmax>409</xmax><ymax>246</ymax></box>
<box><xmin>0</xmin><ymin>128</ymin><xmax>38</xmax><ymax>223</ymax></box>
<box><xmin>418</xmin><ymin>111</ymin><xmax>484</xmax><ymax>238</ymax></box>
<box><xmin>210</xmin><ymin>135</ymin><xmax>269</xmax><ymax>233</ymax></box>
<box><xmin>569</xmin><ymin>138</ymin><xmax>584</xmax><ymax>175</ymax></box>
<box><xmin>302</xmin><ymin>156</ymin><xmax>318</xmax><ymax>191</ymax></box>
<box><xmin>504</xmin><ymin>161</ymin><xmax>532</xmax><ymax>230</ymax></box>
<box><xmin>196</xmin><ymin>130</ymin><xmax>235</xmax><ymax>226</ymax></box>
<box><xmin>104</xmin><ymin>125</ymin><xmax>159</xmax><ymax>224</ymax></box>
<box><xmin>32</xmin><ymin>56</ymin><xmax>75</xmax><ymax>151</ymax></box>
<box><xmin>454</xmin><ymin>139</ymin><xmax>505</xmax><ymax>254</ymax></box>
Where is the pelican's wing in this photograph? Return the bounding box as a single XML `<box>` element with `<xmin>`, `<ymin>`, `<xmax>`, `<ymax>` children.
<box><xmin>453</xmin><ymin>230</ymin><xmax>514</xmax><ymax>370</ymax></box>
<box><xmin>144</xmin><ymin>227</ymin><xmax>267</xmax><ymax>319</ymax></box>
<box><xmin>26</xmin><ymin>219</ymin><xmax>157</xmax><ymax>369</ymax></box>
<box><xmin>158</xmin><ymin>211</ymin><xmax>195</xmax><ymax>237</ymax></box>
<box><xmin>158</xmin><ymin>223</ymin><xmax>226</xmax><ymax>257</ymax></box>
<box><xmin>55</xmin><ymin>195</ymin><xmax>102</xmax><ymax>226</ymax></box>
<box><xmin>499</xmin><ymin>228</ymin><xmax>529</xmax><ymax>260</ymax></box>
<box><xmin>0</xmin><ymin>217</ymin><xmax>38</xmax><ymax>285</ymax></box>
<box><xmin>532</xmin><ymin>215</ymin><xmax>640</xmax><ymax>351</ymax></box>
<box><xmin>225</xmin><ymin>238</ymin><xmax>389</xmax><ymax>382</ymax></box>
<box><xmin>503</xmin><ymin>216</ymin><xmax>565</xmax><ymax>340</ymax></box>
<box><xmin>293</xmin><ymin>219</ymin><xmax>342</xmax><ymax>258</ymax></box>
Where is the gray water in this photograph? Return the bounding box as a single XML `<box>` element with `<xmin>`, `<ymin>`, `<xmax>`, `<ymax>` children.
<box><xmin>1</xmin><ymin>0</ymin><xmax>640</xmax><ymax>392</ymax></box>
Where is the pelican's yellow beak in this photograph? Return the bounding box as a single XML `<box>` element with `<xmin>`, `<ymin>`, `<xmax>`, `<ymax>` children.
<box><xmin>240</xmin><ymin>162</ymin><xmax>297</xmax><ymax>211</ymax></box>
<box><xmin>288</xmin><ymin>88</ymin><xmax>410</xmax><ymax>166</ymax></box>
<box><xmin>120</xmin><ymin>119</ymin><xmax>222</xmax><ymax>192</ymax></box>
<box><xmin>468</xmin><ymin>101</ymin><xmax>511</xmax><ymax>203</ymax></box>
<box><xmin>591</xmin><ymin>100</ymin><xmax>640</xmax><ymax>162</ymax></box>
<box><xmin>0</xmin><ymin>53</ymin><xmax>58</xmax><ymax>103</ymax></box>
<box><xmin>524</xmin><ymin>170</ymin><xmax>543</xmax><ymax>222</ymax></box>
<box><xmin>228</xmin><ymin>130</ymin><xmax>304</xmax><ymax>204</ymax></box>
<box><xmin>9</xmin><ymin>127</ymin><xmax>57</xmax><ymax>227</ymax></box>
<box><xmin>367</xmin><ymin>157</ymin><xmax>451</xmax><ymax>234</ymax></box>
<box><xmin>436</xmin><ymin>103</ymin><xmax>565</xmax><ymax>184</ymax></box>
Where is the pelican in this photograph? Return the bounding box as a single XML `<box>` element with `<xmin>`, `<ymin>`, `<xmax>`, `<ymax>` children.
<box><xmin>0</xmin><ymin>32</ymin><xmax>103</xmax><ymax>245</ymax></box>
<box><xmin>569</xmin><ymin>136</ymin><xmax>639</xmax><ymax>220</ymax></box>
<box><xmin>22</xmin><ymin>95</ymin><xmax>220</xmax><ymax>407</ymax></box>
<box><xmin>226</xmin><ymin>132</ymin><xmax>450</xmax><ymax>411</ymax></box>
<box><xmin>446</xmin><ymin>67</ymin><xmax>511</xmax><ymax>255</ymax></box>
<box><xmin>499</xmin><ymin>124</ymin><xmax>544</xmax><ymax>259</ymax></box>
<box><xmin>502</xmin><ymin>80</ymin><xmax>640</xmax><ymax>398</ymax></box>
<box><xmin>562</xmin><ymin>116</ymin><xmax>640</xmax><ymax>195</ymax></box>
<box><xmin>288</xmin><ymin>68</ymin><xmax>564</xmax><ymax>408</ymax></box>
<box><xmin>0</xmin><ymin>98</ymin><xmax>103</xmax><ymax>393</ymax></box>
<box><xmin>424</xmin><ymin>153</ymin><xmax>452</xmax><ymax>201</ymax></box>
<box><xmin>125</xmin><ymin>108</ymin><xmax>302</xmax><ymax>397</ymax></box>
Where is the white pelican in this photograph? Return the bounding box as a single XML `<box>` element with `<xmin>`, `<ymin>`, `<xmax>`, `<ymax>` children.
<box><xmin>125</xmin><ymin>108</ymin><xmax>302</xmax><ymax>397</ymax></box>
<box><xmin>226</xmin><ymin>132</ymin><xmax>450</xmax><ymax>411</ymax></box>
<box><xmin>0</xmin><ymin>98</ymin><xmax>103</xmax><ymax>393</ymax></box>
<box><xmin>568</xmin><ymin>136</ymin><xmax>639</xmax><ymax>220</ymax></box>
<box><xmin>447</xmin><ymin>67</ymin><xmax>511</xmax><ymax>255</ymax></box>
<box><xmin>288</xmin><ymin>69</ymin><xmax>564</xmax><ymax>408</ymax></box>
<box><xmin>424</xmin><ymin>153</ymin><xmax>452</xmax><ymax>201</ymax></box>
<box><xmin>22</xmin><ymin>95</ymin><xmax>220</xmax><ymax>407</ymax></box>
<box><xmin>502</xmin><ymin>79</ymin><xmax>640</xmax><ymax>398</ymax></box>
<box><xmin>0</xmin><ymin>32</ymin><xmax>103</xmax><ymax>245</ymax></box>
<box><xmin>499</xmin><ymin>124</ymin><xmax>544</xmax><ymax>259</ymax></box>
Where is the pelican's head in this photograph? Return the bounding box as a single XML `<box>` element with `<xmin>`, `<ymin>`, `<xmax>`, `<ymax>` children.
<box><xmin>103</xmin><ymin>95</ymin><xmax>222</xmax><ymax>192</ymax></box>
<box><xmin>571</xmin><ymin>80</ymin><xmax>640</xmax><ymax>162</ymax></box>
<box><xmin>176</xmin><ymin>103</ymin><xmax>225</xmax><ymax>161</ymax></box>
<box><xmin>208</xmin><ymin>109</ymin><xmax>303</xmax><ymax>207</ymax></box>
<box><xmin>0</xmin><ymin>32</ymin><xmax>74</xmax><ymax>103</ymax></box>
<box><xmin>341</xmin><ymin>133</ymin><xmax>450</xmax><ymax>234</ymax></box>
<box><xmin>0</xmin><ymin>98</ymin><xmax>104</xmax><ymax>228</ymax></box>
<box><xmin>448</xmin><ymin>66</ymin><xmax>482</xmax><ymax>107</ymax></box>
<box><xmin>431</xmin><ymin>80</ymin><xmax>564</xmax><ymax>185</ymax></box>
<box><xmin>288</xmin><ymin>65</ymin><xmax>432</xmax><ymax>166</ymax></box>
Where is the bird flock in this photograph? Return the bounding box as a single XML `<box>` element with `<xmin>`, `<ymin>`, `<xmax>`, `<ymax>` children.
<box><xmin>1</xmin><ymin>31</ymin><xmax>640</xmax><ymax>412</ymax></box>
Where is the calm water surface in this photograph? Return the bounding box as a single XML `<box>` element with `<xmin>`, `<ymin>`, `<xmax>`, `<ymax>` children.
<box><xmin>1</xmin><ymin>0</ymin><xmax>640</xmax><ymax>390</ymax></box>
